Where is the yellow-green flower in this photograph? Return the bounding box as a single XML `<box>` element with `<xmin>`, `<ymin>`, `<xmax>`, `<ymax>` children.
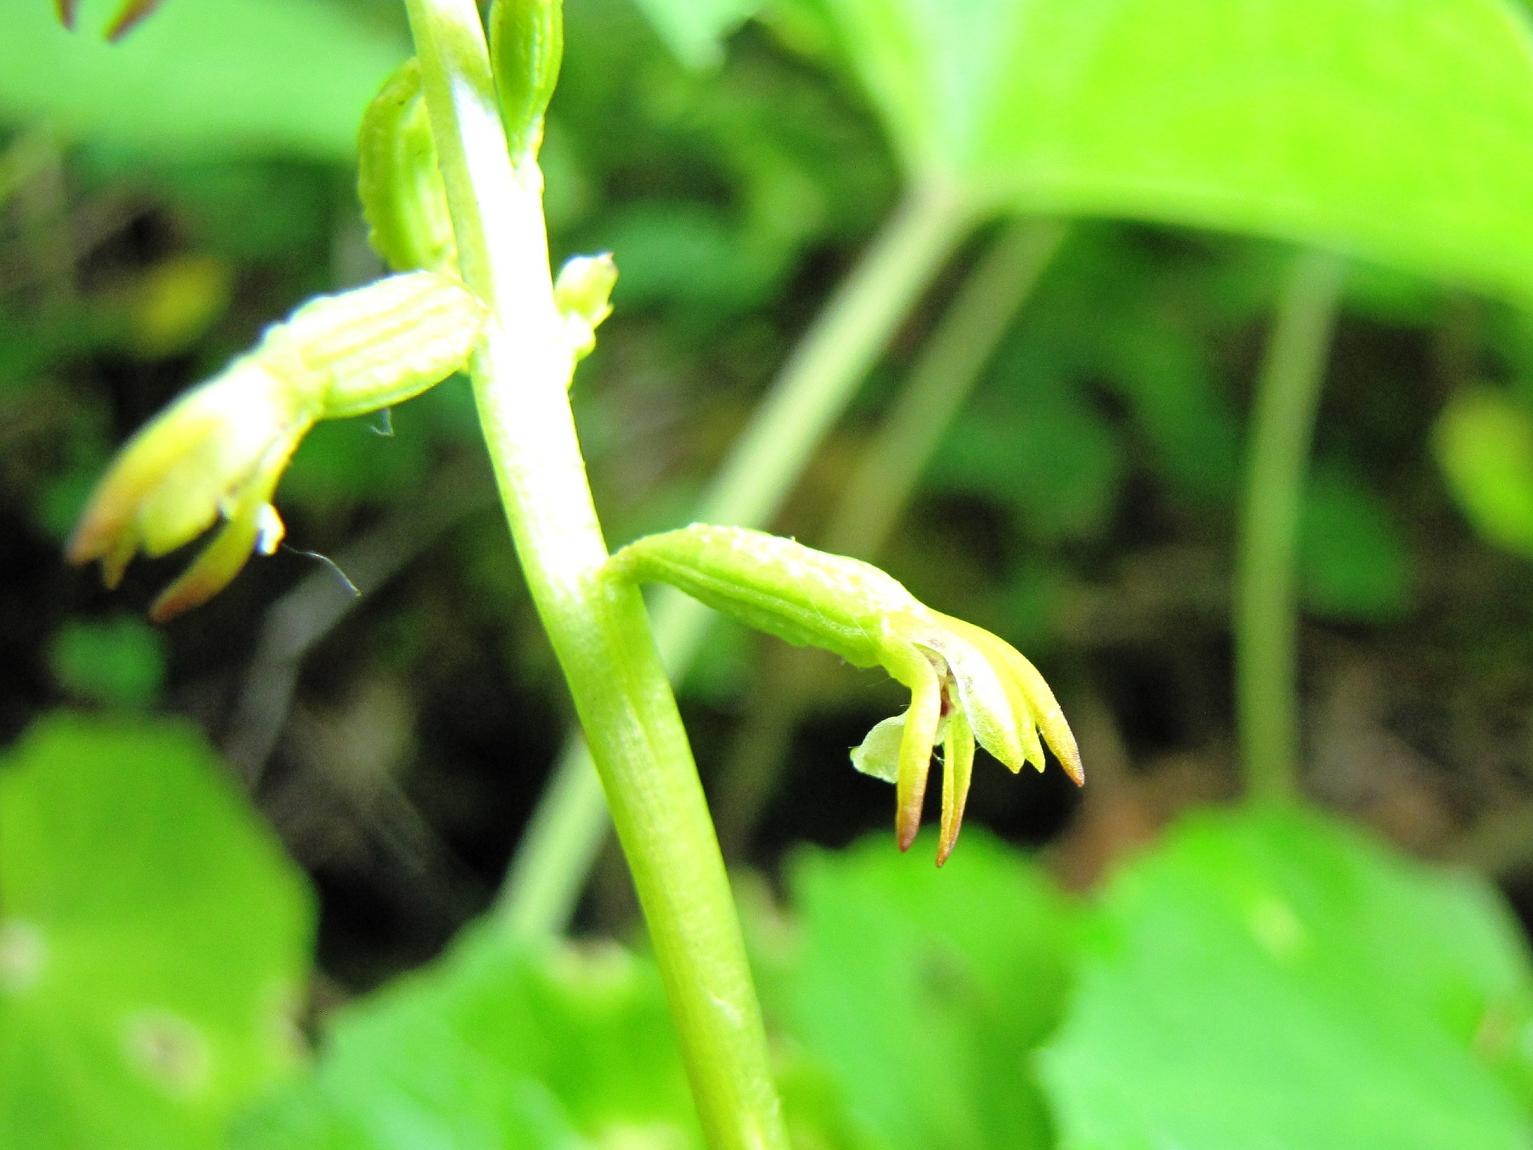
<box><xmin>67</xmin><ymin>362</ymin><xmax>312</xmax><ymax>622</ymax></box>
<box><xmin>849</xmin><ymin>607</ymin><xmax>1082</xmax><ymax>865</ymax></box>
<box><xmin>609</xmin><ymin>523</ymin><xmax>1083</xmax><ymax>864</ymax></box>
<box><xmin>68</xmin><ymin>271</ymin><xmax>486</xmax><ymax>621</ymax></box>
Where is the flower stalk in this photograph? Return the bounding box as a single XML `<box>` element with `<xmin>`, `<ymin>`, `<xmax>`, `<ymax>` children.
<box><xmin>403</xmin><ymin>1</ymin><xmax>788</xmax><ymax>1145</ymax></box>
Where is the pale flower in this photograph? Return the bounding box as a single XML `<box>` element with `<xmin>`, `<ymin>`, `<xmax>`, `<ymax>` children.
<box><xmin>68</xmin><ymin>271</ymin><xmax>486</xmax><ymax>621</ymax></box>
<box><xmin>67</xmin><ymin>363</ymin><xmax>311</xmax><ymax>622</ymax></box>
<box><xmin>610</xmin><ymin>523</ymin><xmax>1083</xmax><ymax>864</ymax></box>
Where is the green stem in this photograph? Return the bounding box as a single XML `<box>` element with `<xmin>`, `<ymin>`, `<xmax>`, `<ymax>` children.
<box><xmin>1234</xmin><ymin>249</ymin><xmax>1344</xmax><ymax>804</ymax></box>
<box><xmin>497</xmin><ymin>181</ymin><xmax>968</xmax><ymax>936</ymax></box>
<box><xmin>402</xmin><ymin>3</ymin><xmax>786</xmax><ymax>1145</ymax></box>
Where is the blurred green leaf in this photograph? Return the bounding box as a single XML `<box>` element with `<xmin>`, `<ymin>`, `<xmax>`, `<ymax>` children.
<box><xmin>599</xmin><ymin>200</ymin><xmax>778</xmax><ymax>314</ymax></box>
<box><xmin>1299</xmin><ymin>466</ymin><xmax>1412</xmax><ymax>621</ymax></box>
<box><xmin>755</xmin><ymin>832</ymin><xmax>1076</xmax><ymax>1150</ymax></box>
<box><xmin>279</xmin><ymin>380</ymin><xmax>481</xmax><ymax>516</ymax></box>
<box><xmin>140</xmin><ymin>159</ymin><xmax>340</xmax><ymax>263</ymax></box>
<box><xmin>1097</xmin><ymin>320</ymin><xmax>1241</xmax><ymax>505</ymax></box>
<box><xmin>630</xmin><ymin>0</ymin><xmax>762</xmax><ymax>69</ymax></box>
<box><xmin>798</xmin><ymin>0</ymin><xmax>1533</xmax><ymax>301</ymax></box>
<box><xmin>1041</xmin><ymin>805</ymin><xmax>1533</xmax><ymax>1150</ymax></box>
<box><xmin>553</xmin><ymin>0</ymin><xmax>891</xmax><ymax>326</ymax></box>
<box><xmin>929</xmin><ymin>360</ymin><xmax>1124</xmax><ymax>544</ymax></box>
<box><xmin>47</xmin><ymin>615</ymin><xmax>168</xmax><ymax>709</ymax></box>
<box><xmin>1434</xmin><ymin>386</ymin><xmax>1533</xmax><ymax>561</ymax></box>
<box><xmin>280</xmin><ymin>415</ymin><xmax>435</xmax><ymax>516</ymax></box>
<box><xmin>960</xmin><ymin>225</ymin><xmax>1247</xmax><ymax>512</ymax></box>
<box><xmin>0</xmin><ymin>714</ymin><xmax>313</xmax><ymax>1150</ymax></box>
<box><xmin>0</xmin><ymin>0</ymin><xmax>406</xmax><ymax>160</ymax></box>
<box><xmin>233</xmin><ymin>927</ymin><xmax>702</xmax><ymax>1149</ymax></box>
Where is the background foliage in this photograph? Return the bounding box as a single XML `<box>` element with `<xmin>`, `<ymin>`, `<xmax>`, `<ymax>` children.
<box><xmin>6</xmin><ymin>0</ymin><xmax>1533</xmax><ymax>1146</ymax></box>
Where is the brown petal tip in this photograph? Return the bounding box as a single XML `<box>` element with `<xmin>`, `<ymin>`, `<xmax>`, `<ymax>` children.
<box><xmin>1040</xmin><ymin>709</ymin><xmax>1085</xmax><ymax>787</ymax></box>
<box><xmin>106</xmin><ymin>0</ymin><xmax>166</xmax><ymax>41</ymax></box>
<box><xmin>935</xmin><ymin>838</ymin><xmax>955</xmax><ymax>868</ymax></box>
<box><xmin>1057</xmin><ymin>741</ymin><xmax>1085</xmax><ymax>787</ymax></box>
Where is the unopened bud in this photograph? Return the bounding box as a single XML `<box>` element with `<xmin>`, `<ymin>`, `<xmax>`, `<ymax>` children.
<box><xmin>488</xmin><ymin>0</ymin><xmax>564</xmax><ymax>160</ymax></box>
<box><xmin>554</xmin><ymin>252</ymin><xmax>617</xmax><ymax>362</ymax></box>
<box><xmin>358</xmin><ymin>59</ymin><xmax>457</xmax><ymax>275</ymax></box>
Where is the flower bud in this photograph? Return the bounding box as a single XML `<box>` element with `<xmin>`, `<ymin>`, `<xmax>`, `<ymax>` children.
<box><xmin>554</xmin><ymin>252</ymin><xmax>617</xmax><ymax>363</ymax></box>
<box><xmin>358</xmin><ymin>59</ymin><xmax>457</xmax><ymax>275</ymax></box>
<box><xmin>489</xmin><ymin>0</ymin><xmax>564</xmax><ymax>160</ymax></box>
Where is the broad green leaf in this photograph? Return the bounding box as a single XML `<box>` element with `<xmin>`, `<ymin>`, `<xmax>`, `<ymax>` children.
<box><xmin>798</xmin><ymin>0</ymin><xmax>1533</xmax><ymax>302</ymax></box>
<box><xmin>0</xmin><ymin>0</ymin><xmax>407</xmax><ymax>160</ymax></box>
<box><xmin>0</xmin><ymin>714</ymin><xmax>313</xmax><ymax>1150</ymax></box>
<box><xmin>630</xmin><ymin>0</ymin><xmax>762</xmax><ymax>69</ymax></box>
<box><xmin>1434</xmin><ymin>386</ymin><xmax>1533</xmax><ymax>561</ymax></box>
<box><xmin>1040</xmin><ymin>805</ymin><xmax>1533</xmax><ymax>1150</ymax></box>
<box><xmin>233</xmin><ymin>926</ymin><xmax>702</xmax><ymax>1149</ymax></box>
<box><xmin>753</xmin><ymin>832</ymin><xmax>1076</xmax><ymax>1150</ymax></box>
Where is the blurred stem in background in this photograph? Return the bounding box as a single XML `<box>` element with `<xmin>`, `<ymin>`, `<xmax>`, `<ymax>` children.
<box><xmin>404</xmin><ymin>1</ymin><xmax>787</xmax><ymax>1144</ymax></box>
<box><xmin>496</xmin><ymin>181</ymin><xmax>968</xmax><ymax>937</ymax></box>
<box><xmin>1235</xmin><ymin>250</ymin><xmax>1344</xmax><ymax>804</ymax></box>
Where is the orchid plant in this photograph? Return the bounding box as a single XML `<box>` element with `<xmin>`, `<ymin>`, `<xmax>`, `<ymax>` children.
<box><xmin>62</xmin><ymin>0</ymin><xmax>1080</xmax><ymax>1144</ymax></box>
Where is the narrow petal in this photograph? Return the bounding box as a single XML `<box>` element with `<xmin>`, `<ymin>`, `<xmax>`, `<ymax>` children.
<box><xmin>885</xmin><ymin>645</ymin><xmax>942</xmax><ymax>851</ymax></box>
<box><xmin>99</xmin><ymin>531</ymin><xmax>141</xmax><ymax>591</ymax></box>
<box><xmin>936</xmin><ymin>709</ymin><xmax>975</xmax><ymax>867</ymax></box>
<box><xmin>66</xmin><ymin>412</ymin><xmax>215</xmax><ymax>568</ymax></box>
<box><xmin>916</xmin><ymin>624</ymin><xmax>1027</xmax><ymax>769</ymax></box>
<box><xmin>921</xmin><ymin>613</ymin><xmax>1043</xmax><ymax>770</ymax></box>
<box><xmin>136</xmin><ymin>372</ymin><xmax>299</xmax><ymax>555</ymax></box>
<box><xmin>67</xmin><ymin>363</ymin><xmax>296</xmax><ymax>570</ymax></box>
<box><xmin>988</xmin><ymin>638</ymin><xmax>1084</xmax><ymax>786</ymax></box>
<box><xmin>148</xmin><ymin>482</ymin><xmax>285</xmax><ymax>624</ymax></box>
<box><xmin>148</xmin><ymin>511</ymin><xmax>262</xmax><ymax>623</ymax></box>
